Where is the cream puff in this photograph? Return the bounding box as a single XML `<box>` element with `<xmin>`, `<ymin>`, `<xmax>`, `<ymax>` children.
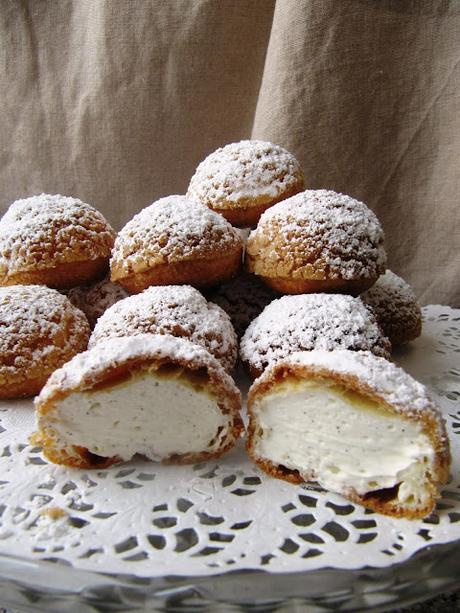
<box><xmin>110</xmin><ymin>195</ymin><xmax>243</xmax><ymax>293</ymax></box>
<box><xmin>0</xmin><ymin>194</ymin><xmax>116</xmax><ymax>289</ymax></box>
<box><xmin>0</xmin><ymin>285</ymin><xmax>90</xmax><ymax>398</ymax></box>
<box><xmin>35</xmin><ymin>334</ymin><xmax>242</xmax><ymax>468</ymax></box>
<box><xmin>187</xmin><ymin>140</ymin><xmax>305</xmax><ymax>227</ymax></box>
<box><xmin>361</xmin><ymin>270</ymin><xmax>422</xmax><ymax>346</ymax></box>
<box><xmin>247</xmin><ymin>350</ymin><xmax>450</xmax><ymax>519</ymax></box>
<box><xmin>240</xmin><ymin>293</ymin><xmax>391</xmax><ymax>378</ymax></box>
<box><xmin>90</xmin><ymin>285</ymin><xmax>238</xmax><ymax>373</ymax></box>
<box><xmin>246</xmin><ymin>189</ymin><xmax>387</xmax><ymax>295</ymax></box>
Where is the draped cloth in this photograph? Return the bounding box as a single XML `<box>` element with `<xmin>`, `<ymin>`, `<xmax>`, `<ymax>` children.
<box><xmin>1</xmin><ymin>0</ymin><xmax>459</xmax><ymax>304</ymax></box>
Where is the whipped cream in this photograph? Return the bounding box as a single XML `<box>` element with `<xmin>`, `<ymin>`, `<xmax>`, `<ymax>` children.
<box><xmin>42</xmin><ymin>370</ymin><xmax>229</xmax><ymax>461</ymax></box>
<box><xmin>251</xmin><ymin>380</ymin><xmax>435</xmax><ymax>506</ymax></box>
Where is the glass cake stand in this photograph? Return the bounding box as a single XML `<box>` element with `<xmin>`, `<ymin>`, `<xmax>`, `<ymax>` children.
<box><xmin>0</xmin><ymin>305</ymin><xmax>459</xmax><ymax>612</ymax></box>
<box><xmin>0</xmin><ymin>539</ymin><xmax>459</xmax><ymax>612</ymax></box>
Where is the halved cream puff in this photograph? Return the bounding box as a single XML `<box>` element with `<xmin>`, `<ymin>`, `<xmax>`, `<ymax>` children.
<box><xmin>247</xmin><ymin>350</ymin><xmax>450</xmax><ymax>519</ymax></box>
<box><xmin>35</xmin><ymin>334</ymin><xmax>242</xmax><ymax>468</ymax></box>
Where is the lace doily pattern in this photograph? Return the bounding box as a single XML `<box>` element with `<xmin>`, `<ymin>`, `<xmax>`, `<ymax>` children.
<box><xmin>0</xmin><ymin>305</ymin><xmax>458</xmax><ymax>578</ymax></box>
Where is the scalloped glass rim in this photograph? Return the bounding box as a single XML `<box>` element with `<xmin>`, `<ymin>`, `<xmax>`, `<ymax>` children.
<box><xmin>1</xmin><ymin>539</ymin><xmax>460</xmax><ymax>612</ymax></box>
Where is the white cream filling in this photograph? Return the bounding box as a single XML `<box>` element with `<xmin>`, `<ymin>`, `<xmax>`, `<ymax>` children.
<box><xmin>42</xmin><ymin>372</ymin><xmax>229</xmax><ymax>461</ymax></box>
<box><xmin>253</xmin><ymin>381</ymin><xmax>435</xmax><ymax>506</ymax></box>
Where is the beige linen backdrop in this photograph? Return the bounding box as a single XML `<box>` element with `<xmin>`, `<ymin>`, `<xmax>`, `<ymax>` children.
<box><xmin>1</xmin><ymin>0</ymin><xmax>459</xmax><ymax>304</ymax></box>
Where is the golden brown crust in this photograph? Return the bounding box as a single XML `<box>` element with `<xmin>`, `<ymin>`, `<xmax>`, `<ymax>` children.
<box><xmin>242</xmin><ymin>360</ymin><xmax>264</xmax><ymax>381</ymax></box>
<box><xmin>40</xmin><ymin>439</ymin><xmax>121</xmax><ymax>469</ymax></box>
<box><xmin>247</xmin><ymin>451</ymin><xmax>446</xmax><ymax>520</ymax></box>
<box><xmin>0</xmin><ymin>375</ymin><xmax>53</xmax><ymax>400</ymax></box>
<box><xmin>36</xmin><ymin>335</ymin><xmax>243</xmax><ymax>468</ymax></box>
<box><xmin>246</xmin><ymin>223</ymin><xmax>327</xmax><ymax>282</ymax></box>
<box><xmin>187</xmin><ymin>140</ymin><xmax>305</xmax><ymax>227</ymax></box>
<box><xmin>344</xmin><ymin>484</ymin><xmax>439</xmax><ymax>520</ymax></box>
<box><xmin>1</xmin><ymin>257</ymin><xmax>109</xmax><ymax>290</ymax></box>
<box><xmin>0</xmin><ymin>285</ymin><xmax>90</xmax><ymax>399</ymax></box>
<box><xmin>0</xmin><ymin>336</ymin><xmax>90</xmax><ymax>400</ymax></box>
<box><xmin>246</xmin><ymin>190</ymin><xmax>387</xmax><ymax>293</ymax></box>
<box><xmin>41</xmin><ymin>434</ymin><xmax>244</xmax><ymax>470</ymax></box>
<box><xmin>112</xmin><ymin>246</ymin><xmax>242</xmax><ymax>293</ymax></box>
<box><xmin>247</xmin><ymin>360</ymin><xmax>450</xmax><ymax>519</ymax></box>
<box><xmin>208</xmin><ymin>183</ymin><xmax>304</xmax><ymax>227</ymax></box>
<box><xmin>257</xmin><ymin>274</ymin><xmax>377</xmax><ymax>296</ymax></box>
<box><xmin>110</xmin><ymin>196</ymin><xmax>243</xmax><ymax>291</ymax></box>
<box><xmin>0</xmin><ymin>194</ymin><xmax>116</xmax><ymax>289</ymax></box>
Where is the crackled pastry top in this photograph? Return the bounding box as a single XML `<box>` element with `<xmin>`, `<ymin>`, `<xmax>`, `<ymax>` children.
<box><xmin>111</xmin><ymin>195</ymin><xmax>242</xmax><ymax>278</ymax></box>
<box><xmin>90</xmin><ymin>285</ymin><xmax>238</xmax><ymax>372</ymax></box>
<box><xmin>0</xmin><ymin>285</ymin><xmax>90</xmax><ymax>394</ymax></box>
<box><xmin>240</xmin><ymin>293</ymin><xmax>391</xmax><ymax>376</ymax></box>
<box><xmin>0</xmin><ymin>194</ymin><xmax>115</xmax><ymax>276</ymax></box>
<box><xmin>187</xmin><ymin>140</ymin><xmax>304</xmax><ymax>211</ymax></box>
<box><xmin>246</xmin><ymin>189</ymin><xmax>386</xmax><ymax>281</ymax></box>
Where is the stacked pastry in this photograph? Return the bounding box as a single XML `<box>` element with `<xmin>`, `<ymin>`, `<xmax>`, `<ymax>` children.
<box><xmin>0</xmin><ymin>140</ymin><xmax>448</xmax><ymax>520</ymax></box>
<box><xmin>0</xmin><ymin>193</ymin><xmax>244</xmax><ymax>465</ymax></box>
<box><xmin>0</xmin><ymin>194</ymin><xmax>113</xmax><ymax>399</ymax></box>
<box><xmin>185</xmin><ymin>140</ymin><xmax>447</xmax><ymax>519</ymax></box>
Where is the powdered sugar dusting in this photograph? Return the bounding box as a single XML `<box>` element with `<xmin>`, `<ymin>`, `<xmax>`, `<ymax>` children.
<box><xmin>36</xmin><ymin>334</ymin><xmax>239</xmax><ymax>407</ymax></box>
<box><xmin>90</xmin><ymin>285</ymin><xmax>238</xmax><ymax>372</ymax></box>
<box><xmin>66</xmin><ymin>277</ymin><xmax>129</xmax><ymax>328</ymax></box>
<box><xmin>187</xmin><ymin>140</ymin><xmax>304</xmax><ymax>208</ymax></box>
<box><xmin>111</xmin><ymin>196</ymin><xmax>242</xmax><ymax>276</ymax></box>
<box><xmin>0</xmin><ymin>285</ymin><xmax>90</xmax><ymax>388</ymax></box>
<box><xmin>247</xmin><ymin>189</ymin><xmax>386</xmax><ymax>280</ymax></box>
<box><xmin>361</xmin><ymin>270</ymin><xmax>422</xmax><ymax>343</ymax></box>
<box><xmin>240</xmin><ymin>294</ymin><xmax>391</xmax><ymax>375</ymax></box>
<box><xmin>278</xmin><ymin>350</ymin><xmax>442</xmax><ymax>424</ymax></box>
<box><xmin>0</xmin><ymin>194</ymin><xmax>116</xmax><ymax>275</ymax></box>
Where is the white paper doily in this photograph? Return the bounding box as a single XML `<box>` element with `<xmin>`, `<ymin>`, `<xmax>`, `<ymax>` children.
<box><xmin>0</xmin><ymin>305</ymin><xmax>459</xmax><ymax>578</ymax></box>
